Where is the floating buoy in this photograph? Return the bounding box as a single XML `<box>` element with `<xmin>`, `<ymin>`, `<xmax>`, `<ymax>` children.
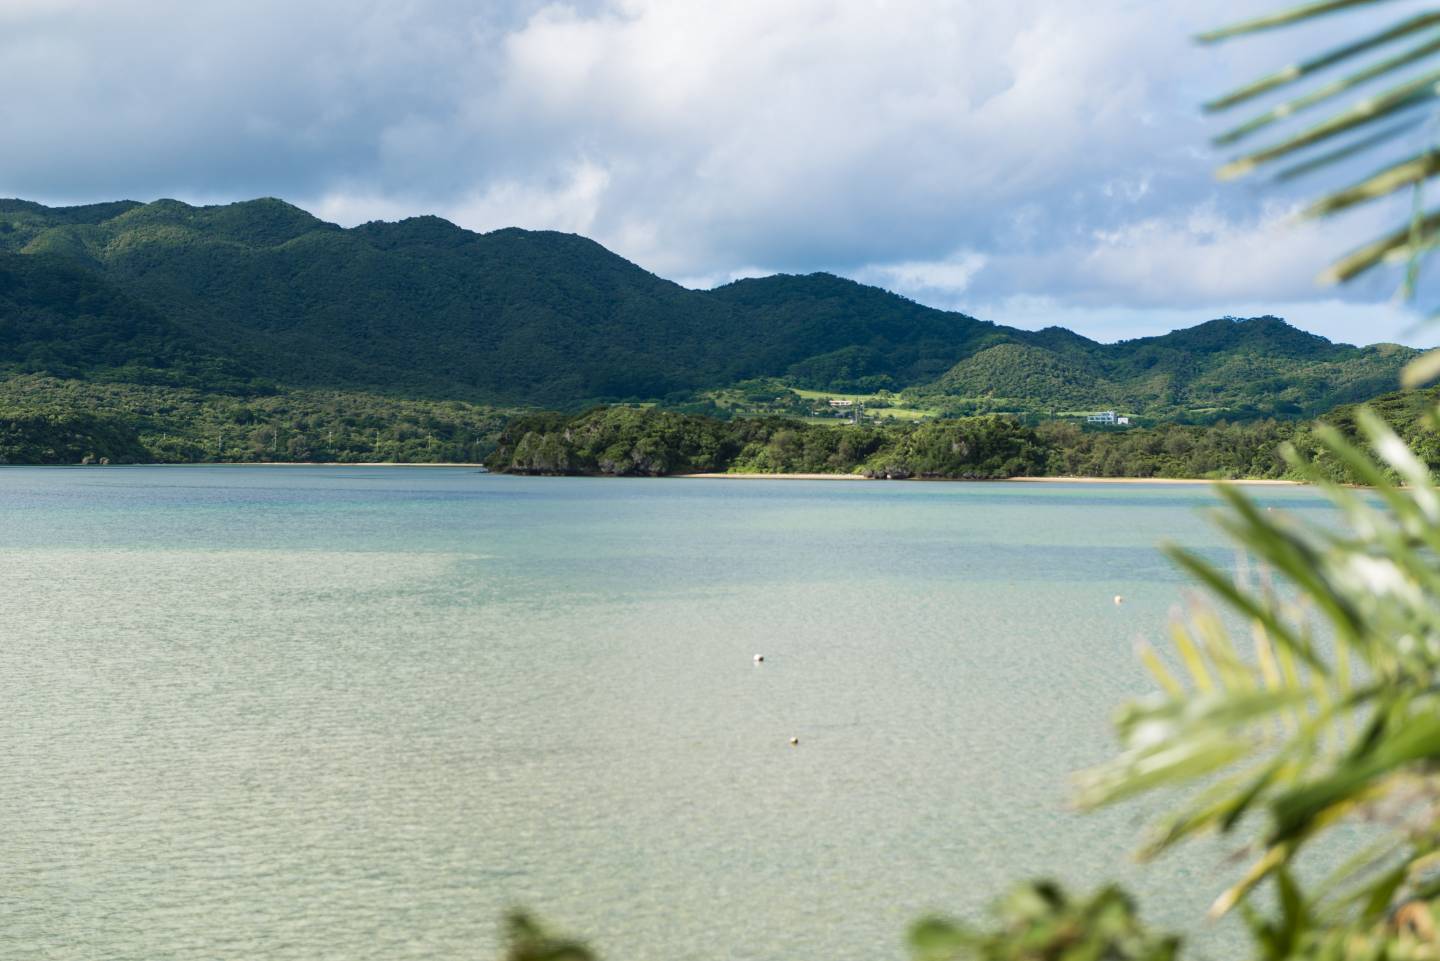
<box><xmin>789</xmin><ymin>736</ymin><xmax>799</xmax><ymax>746</ymax></box>
<box><xmin>753</xmin><ymin>654</ymin><xmax>765</xmax><ymax>663</ymax></box>
<box><xmin>1113</xmin><ymin>595</ymin><xmax>1124</xmax><ymax>606</ymax></box>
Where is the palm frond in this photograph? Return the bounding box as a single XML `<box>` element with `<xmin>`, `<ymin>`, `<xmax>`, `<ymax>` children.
<box><xmin>1080</xmin><ymin>409</ymin><xmax>1440</xmax><ymax>924</ymax></box>
<box><xmin>1199</xmin><ymin>0</ymin><xmax>1402</xmax><ymax>44</ymax></box>
<box><xmin>1217</xmin><ymin>29</ymin><xmax>1440</xmax><ymax>144</ymax></box>
<box><xmin>1272</xmin><ymin>116</ymin><xmax>1426</xmax><ymax>180</ymax></box>
<box><xmin>1320</xmin><ymin>207</ymin><xmax>1440</xmax><ymax>283</ymax></box>
<box><xmin>1207</xmin><ymin>12</ymin><xmax>1440</xmax><ymax>112</ymax></box>
<box><xmin>1302</xmin><ymin>149</ymin><xmax>1440</xmax><ymax>217</ymax></box>
<box><xmin>1206</xmin><ymin>2</ymin><xmax>1440</xmax><ymax>295</ymax></box>
<box><xmin>1218</xmin><ymin>71</ymin><xmax>1440</xmax><ymax>180</ymax></box>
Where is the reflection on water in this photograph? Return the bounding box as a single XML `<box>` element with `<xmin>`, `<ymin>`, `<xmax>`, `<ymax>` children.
<box><xmin>1</xmin><ymin>468</ymin><xmax>1325</xmax><ymax>960</ymax></box>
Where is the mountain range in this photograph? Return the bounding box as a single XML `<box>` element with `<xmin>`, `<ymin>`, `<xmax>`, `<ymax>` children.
<box><xmin>0</xmin><ymin>196</ymin><xmax>1420</xmax><ymax>418</ymax></box>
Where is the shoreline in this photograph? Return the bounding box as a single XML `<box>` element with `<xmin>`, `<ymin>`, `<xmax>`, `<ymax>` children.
<box><xmin>678</xmin><ymin>472</ymin><xmax>869</xmax><ymax>481</ymax></box>
<box><xmin>7</xmin><ymin>463</ymin><xmax>1302</xmax><ymax>485</ymax></box>
<box><xmin>1006</xmin><ymin>475</ymin><xmax>1300</xmax><ymax>486</ymax></box>
<box><xmin>90</xmin><ymin>461</ymin><xmax>492</xmax><ymax>468</ymax></box>
<box><xmin>680</xmin><ymin>472</ymin><xmax>1300</xmax><ymax>485</ymax></box>
<box><xmin>236</xmin><ymin>461</ymin><xmax>490</xmax><ymax>468</ymax></box>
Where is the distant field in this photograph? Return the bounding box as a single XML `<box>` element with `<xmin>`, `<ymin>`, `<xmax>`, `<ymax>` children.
<box><xmin>792</xmin><ymin>388</ymin><xmax>883</xmax><ymax>402</ymax></box>
<box><xmin>791</xmin><ymin>388</ymin><xmax>938</xmax><ymax>420</ymax></box>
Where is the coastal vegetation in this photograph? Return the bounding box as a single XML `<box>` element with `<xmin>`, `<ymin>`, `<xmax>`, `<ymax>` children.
<box><xmin>490</xmin><ymin>407</ymin><xmax>1041</xmax><ymax>478</ymax></box>
<box><xmin>7</xmin><ymin>370</ymin><xmax>1439</xmax><ymax>484</ymax></box>
<box><xmin>0</xmin><ymin>375</ymin><xmax>505</xmax><ymax>465</ymax></box>
<box><xmin>481</xmin><ymin>384</ymin><xmax>1440</xmax><ymax>483</ymax></box>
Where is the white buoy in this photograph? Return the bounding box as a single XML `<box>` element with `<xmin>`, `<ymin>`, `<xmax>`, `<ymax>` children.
<box><xmin>1113</xmin><ymin>595</ymin><xmax>1124</xmax><ymax>606</ymax></box>
<box><xmin>789</xmin><ymin>736</ymin><xmax>799</xmax><ymax>746</ymax></box>
<box><xmin>753</xmin><ymin>654</ymin><xmax>764</xmax><ymax>663</ymax></box>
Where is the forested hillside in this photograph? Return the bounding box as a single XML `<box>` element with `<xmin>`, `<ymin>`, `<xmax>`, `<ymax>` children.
<box><xmin>0</xmin><ymin>252</ymin><xmax>250</xmax><ymax>387</ymax></box>
<box><xmin>0</xmin><ymin>197</ymin><xmax>1418</xmax><ymax>418</ymax></box>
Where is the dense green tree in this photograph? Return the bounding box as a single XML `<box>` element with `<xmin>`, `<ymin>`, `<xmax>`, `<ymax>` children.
<box><xmin>0</xmin><ymin>375</ymin><xmax>506</xmax><ymax>465</ymax></box>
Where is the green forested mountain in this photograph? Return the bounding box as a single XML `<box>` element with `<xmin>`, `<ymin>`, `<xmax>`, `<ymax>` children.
<box><xmin>912</xmin><ymin>316</ymin><xmax>1414</xmax><ymax>418</ymax></box>
<box><xmin>0</xmin><ymin>251</ymin><xmax>250</xmax><ymax>387</ymax></box>
<box><xmin>923</xmin><ymin>343</ymin><xmax>1111</xmax><ymax>409</ymax></box>
<box><xmin>0</xmin><ymin>196</ymin><xmax>1419</xmax><ymax>418</ymax></box>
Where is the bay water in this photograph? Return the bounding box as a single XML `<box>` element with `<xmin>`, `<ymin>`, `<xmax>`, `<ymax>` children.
<box><xmin>1</xmin><ymin>467</ymin><xmax>1331</xmax><ymax>960</ymax></box>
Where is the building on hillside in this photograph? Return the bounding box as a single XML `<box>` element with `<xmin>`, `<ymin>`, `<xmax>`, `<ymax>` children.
<box><xmin>828</xmin><ymin>398</ymin><xmax>854</xmax><ymax>408</ymax></box>
<box><xmin>1116</xmin><ymin>416</ymin><xmax>1131</xmax><ymax>426</ymax></box>
<box><xmin>1086</xmin><ymin>410</ymin><xmax>1118</xmax><ymax>425</ymax></box>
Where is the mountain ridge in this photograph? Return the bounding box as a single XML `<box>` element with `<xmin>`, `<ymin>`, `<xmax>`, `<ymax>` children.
<box><xmin>0</xmin><ymin>196</ymin><xmax>1418</xmax><ymax>418</ymax></box>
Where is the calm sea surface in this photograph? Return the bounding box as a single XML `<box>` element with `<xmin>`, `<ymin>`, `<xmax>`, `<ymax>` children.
<box><xmin>1</xmin><ymin>467</ymin><xmax>1334</xmax><ymax>961</ymax></box>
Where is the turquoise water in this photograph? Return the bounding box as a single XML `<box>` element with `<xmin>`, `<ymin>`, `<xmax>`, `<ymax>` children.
<box><xmin>1</xmin><ymin>467</ymin><xmax>1333</xmax><ymax>961</ymax></box>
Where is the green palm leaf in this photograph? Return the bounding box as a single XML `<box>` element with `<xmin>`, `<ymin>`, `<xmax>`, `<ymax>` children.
<box><xmin>1206</xmin><ymin>11</ymin><xmax>1440</xmax><ymax>111</ymax></box>
<box><xmin>1079</xmin><ymin>410</ymin><xmax>1440</xmax><ymax>927</ymax></box>
<box><xmin>1216</xmin><ymin>28</ymin><xmax>1440</xmax><ymax>143</ymax></box>
<box><xmin>1207</xmin><ymin>0</ymin><xmax>1440</xmax><ymax>292</ymax></box>
<box><xmin>1218</xmin><ymin>71</ymin><xmax>1440</xmax><ymax>180</ymax></box>
<box><xmin>1199</xmin><ymin>0</ymin><xmax>1401</xmax><ymax>43</ymax></box>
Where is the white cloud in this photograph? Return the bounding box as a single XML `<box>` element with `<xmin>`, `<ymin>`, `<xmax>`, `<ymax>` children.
<box><xmin>2</xmin><ymin>0</ymin><xmax>1435</xmax><ymax>343</ymax></box>
<box><xmin>965</xmin><ymin>196</ymin><xmax>1415</xmax><ymax>309</ymax></box>
<box><xmin>855</xmin><ymin>251</ymin><xmax>989</xmax><ymax>307</ymax></box>
<box><xmin>675</xmin><ymin>265</ymin><xmax>778</xmax><ymax>290</ymax></box>
<box><xmin>449</xmin><ymin>161</ymin><xmax>612</xmax><ymax>235</ymax></box>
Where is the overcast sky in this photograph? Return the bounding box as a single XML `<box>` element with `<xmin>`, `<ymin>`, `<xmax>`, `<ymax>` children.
<box><xmin>3</xmin><ymin>0</ymin><xmax>1435</xmax><ymax>345</ymax></box>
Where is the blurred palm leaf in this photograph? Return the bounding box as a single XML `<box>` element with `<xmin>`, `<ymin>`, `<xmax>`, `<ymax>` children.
<box><xmin>909</xmin><ymin>882</ymin><xmax>1181</xmax><ymax>961</ymax></box>
<box><xmin>1076</xmin><ymin>411</ymin><xmax>1440</xmax><ymax>927</ymax></box>
<box><xmin>502</xmin><ymin>913</ymin><xmax>596</xmax><ymax>961</ymax></box>
<box><xmin>1198</xmin><ymin>1</ymin><xmax>1410</xmax><ymax>44</ymax></box>
<box><xmin>1202</xmin><ymin>0</ymin><xmax>1440</xmax><ymax>383</ymax></box>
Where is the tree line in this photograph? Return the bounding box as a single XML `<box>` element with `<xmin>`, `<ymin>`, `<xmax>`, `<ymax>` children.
<box><xmin>5</xmin><ymin>373</ymin><xmax>1437</xmax><ymax>485</ymax></box>
<box><xmin>486</xmin><ymin>392</ymin><xmax>1440</xmax><ymax>483</ymax></box>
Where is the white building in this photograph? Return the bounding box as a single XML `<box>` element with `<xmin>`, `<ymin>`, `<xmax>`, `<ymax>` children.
<box><xmin>828</xmin><ymin>398</ymin><xmax>854</xmax><ymax>408</ymax></box>
<box><xmin>1086</xmin><ymin>410</ymin><xmax>1117</xmax><ymax>425</ymax></box>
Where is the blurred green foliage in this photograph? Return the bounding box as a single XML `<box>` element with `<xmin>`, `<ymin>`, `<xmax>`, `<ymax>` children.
<box><xmin>501</xmin><ymin>913</ymin><xmax>595</xmax><ymax>961</ymax></box>
<box><xmin>910</xmin><ymin>883</ymin><xmax>1180</xmax><ymax>961</ymax></box>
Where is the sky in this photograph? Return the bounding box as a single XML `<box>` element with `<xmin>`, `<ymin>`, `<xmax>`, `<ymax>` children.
<box><xmin>2</xmin><ymin>0</ymin><xmax>1435</xmax><ymax>346</ymax></box>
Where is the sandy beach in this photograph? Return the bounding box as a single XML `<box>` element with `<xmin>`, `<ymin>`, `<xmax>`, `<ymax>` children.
<box><xmin>1007</xmin><ymin>475</ymin><xmax>1301</xmax><ymax>486</ymax></box>
<box><xmin>119</xmin><ymin>462</ymin><xmax>494</xmax><ymax>468</ymax></box>
<box><xmin>677</xmin><ymin>472</ymin><xmax>870</xmax><ymax>481</ymax></box>
<box><xmin>677</xmin><ymin>472</ymin><xmax>1300</xmax><ymax>484</ymax></box>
